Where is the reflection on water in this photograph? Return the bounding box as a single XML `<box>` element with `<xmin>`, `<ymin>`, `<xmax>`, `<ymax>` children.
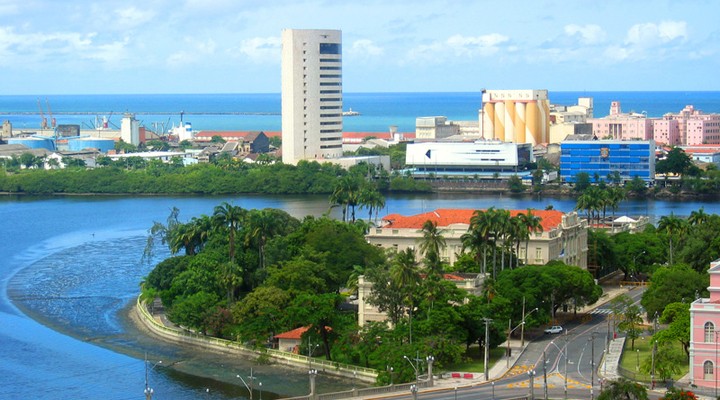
<box><xmin>2</xmin><ymin>193</ymin><xmax>720</xmax><ymax>398</ymax></box>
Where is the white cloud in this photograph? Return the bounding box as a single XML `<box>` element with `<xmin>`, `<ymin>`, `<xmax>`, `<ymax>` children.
<box><xmin>166</xmin><ymin>37</ymin><xmax>218</xmax><ymax>66</ymax></box>
<box><xmin>114</xmin><ymin>6</ymin><xmax>156</xmax><ymax>30</ymax></box>
<box><xmin>349</xmin><ymin>39</ymin><xmax>384</xmax><ymax>57</ymax></box>
<box><xmin>564</xmin><ymin>24</ymin><xmax>606</xmax><ymax>45</ymax></box>
<box><xmin>83</xmin><ymin>37</ymin><xmax>130</xmax><ymax>64</ymax></box>
<box><xmin>234</xmin><ymin>36</ymin><xmax>281</xmax><ymax>63</ymax></box>
<box><xmin>626</xmin><ymin>20</ymin><xmax>687</xmax><ymax>46</ymax></box>
<box><xmin>408</xmin><ymin>33</ymin><xmax>510</xmax><ymax>61</ymax></box>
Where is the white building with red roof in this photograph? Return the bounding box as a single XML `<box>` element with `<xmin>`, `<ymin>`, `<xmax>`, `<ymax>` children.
<box><xmin>358</xmin><ymin>208</ymin><xmax>588</xmax><ymax>327</ymax></box>
<box><xmin>365</xmin><ymin>208</ymin><xmax>587</xmax><ymax>270</ymax></box>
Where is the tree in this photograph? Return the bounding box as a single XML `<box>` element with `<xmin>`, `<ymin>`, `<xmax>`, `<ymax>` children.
<box><xmin>574</xmin><ymin>172</ymin><xmax>591</xmax><ymax>192</ymax></box>
<box><xmin>596</xmin><ymin>378</ymin><xmax>648</xmax><ymax>400</ymax></box>
<box><xmin>283</xmin><ymin>293</ymin><xmax>347</xmax><ymax>361</ymax></box>
<box><xmin>657</xmin><ymin>213</ymin><xmax>688</xmax><ymax>266</ymax></box>
<box><xmin>688</xmin><ymin>207</ymin><xmax>708</xmax><ymax>226</ymax></box>
<box><xmin>213</xmin><ymin>202</ymin><xmax>247</xmax><ymax>262</ymax></box>
<box><xmin>519</xmin><ymin>209</ymin><xmax>543</xmax><ymax>266</ymax></box>
<box><xmin>654</xmin><ymin>302</ymin><xmax>690</xmax><ymax>357</ymax></box>
<box><xmin>626</xmin><ymin>176</ymin><xmax>648</xmax><ymax>196</ymax></box>
<box><xmin>418</xmin><ymin>220</ymin><xmax>446</xmax><ymax>277</ymax></box>
<box><xmin>657</xmin><ymin>147</ymin><xmax>694</xmax><ymax>176</ymax></box>
<box><xmin>461</xmin><ymin>209</ymin><xmax>493</xmax><ymax>275</ymax></box>
<box><xmin>641</xmin><ymin>264</ymin><xmax>707</xmax><ymax>319</ymax></box>
<box><xmin>508</xmin><ymin>175</ymin><xmax>525</xmax><ymax>193</ymax></box>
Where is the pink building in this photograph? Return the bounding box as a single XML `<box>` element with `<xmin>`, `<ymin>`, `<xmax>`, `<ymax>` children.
<box><xmin>589</xmin><ymin>102</ymin><xmax>653</xmax><ymax>141</ymax></box>
<box><xmin>689</xmin><ymin>260</ymin><xmax>720</xmax><ymax>388</ymax></box>
<box><xmin>665</xmin><ymin>105</ymin><xmax>720</xmax><ymax>146</ymax></box>
<box><xmin>653</xmin><ymin>118</ymin><xmax>681</xmax><ymax>146</ymax></box>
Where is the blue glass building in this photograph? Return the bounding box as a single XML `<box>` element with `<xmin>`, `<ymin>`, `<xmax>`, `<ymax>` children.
<box><xmin>560</xmin><ymin>140</ymin><xmax>655</xmax><ymax>183</ymax></box>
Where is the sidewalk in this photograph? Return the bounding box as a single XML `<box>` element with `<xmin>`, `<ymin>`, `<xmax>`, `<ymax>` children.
<box><xmin>381</xmin><ymin>282</ymin><xmax>635</xmax><ymax>397</ymax></box>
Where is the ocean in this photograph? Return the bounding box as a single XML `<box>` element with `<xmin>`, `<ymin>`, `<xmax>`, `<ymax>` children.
<box><xmin>1</xmin><ymin>91</ymin><xmax>720</xmax><ymax>134</ymax></box>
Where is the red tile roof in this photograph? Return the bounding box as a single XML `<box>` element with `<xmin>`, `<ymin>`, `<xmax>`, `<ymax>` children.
<box><xmin>274</xmin><ymin>326</ymin><xmax>309</xmax><ymax>340</ymax></box>
<box><xmin>381</xmin><ymin>209</ymin><xmax>564</xmax><ymax>231</ymax></box>
<box><xmin>196</xmin><ymin>131</ymin><xmax>281</xmax><ymax>138</ymax></box>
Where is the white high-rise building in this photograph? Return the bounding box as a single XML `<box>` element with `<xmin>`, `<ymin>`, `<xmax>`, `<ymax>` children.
<box><xmin>281</xmin><ymin>29</ymin><xmax>343</xmax><ymax>165</ymax></box>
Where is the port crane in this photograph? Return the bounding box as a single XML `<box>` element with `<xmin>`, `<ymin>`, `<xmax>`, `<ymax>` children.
<box><xmin>37</xmin><ymin>98</ymin><xmax>48</xmax><ymax>129</ymax></box>
<box><xmin>46</xmin><ymin>98</ymin><xmax>56</xmax><ymax>128</ymax></box>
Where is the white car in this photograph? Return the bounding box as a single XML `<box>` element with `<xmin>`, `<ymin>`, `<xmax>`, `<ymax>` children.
<box><xmin>544</xmin><ymin>325</ymin><xmax>563</xmax><ymax>334</ymax></box>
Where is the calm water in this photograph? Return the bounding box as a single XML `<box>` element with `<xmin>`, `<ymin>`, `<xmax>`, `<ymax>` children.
<box><xmin>1</xmin><ymin>193</ymin><xmax>719</xmax><ymax>399</ymax></box>
<box><xmin>2</xmin><ymin>91</ymin><xmax>719</xmax><ymax>133</ymax></box>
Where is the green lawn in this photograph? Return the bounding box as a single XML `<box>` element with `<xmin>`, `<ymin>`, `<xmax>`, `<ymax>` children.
<box><xmin>445</xmin><ymin>345</ymin><xmax>507</xmax><ymax>372</ymax></box>
<box><xmin>619</xmin><ymin>336</ymin><xmax>688</xmax><ymax>382</ymax></box>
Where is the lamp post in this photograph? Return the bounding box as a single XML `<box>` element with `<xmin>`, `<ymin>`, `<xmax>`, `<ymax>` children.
<box><xmin>590</xmin><ymin>331</ymin><xmax>600</xmax><ymax>400</ymax></box>
<box><xmin>258</xmin><ymin>382</ymin><xmax>262</xmax><ymax>400</ymax></box>
<box><xmin>551</xmin><ymin>336</ymin><xmax>569</xmax><ymax>400</ymax></box>
<box><xmin>404</xmin><ymin>355</ymin><xmax>419</xmax><ymax>387</ymax></box>
<box><xmin>308</xmin><ymin>369</ymin><xmax>318</xmax><ymax>398</ymax></box>
<box><xmin>521</xmin><ymin>305</ymin><xmax>540</xmax><ymax>348</ymax></box>
<box><xmin>144</xmin><ymin>353</ymin><xmax>162</xmax><ymax>400</ymax></box>
<box><xmin>410</xmin><ymin>384</ymin><xmax>418</xmax><ymax>400</ymax></box>
<box><xmin>543</xmin><ymin>349</ymin><xmax>548</xmax><ymax>400</ymax></box>
<box><xmin>527</xmin><ymin>370</ymin><xmax>536</xmax><ymax>400</ymax></box>
<box><xmin>483</xmin><ymin>317</ymin><xmax>493</xmax><ymax>381</ymax></box>
<box><xmin>236</xmin><ymin>368</ymin><xmax>255</xmax><ymax>400</ymax></box>
<box><xmin>492</xmin><ymin>381</ymin><xmax>495</xmax><ymax>399</ymax></box>
<box><xmin>651</xmin><ymin>340</ymin><xmax>657</xmax><ymax>390</ymax></box>
<box><xmin>636</xmin><ymin>349</ymin><xmax>640</xmax><ymax>372</ymax></box>
<box><xmin>386</xmin><ymin>365</ymin><xmax>394</xmax><ymax>385</ymax></box>
<box><xmin>426</xmin><ymin>355</ymin><xmax>435</xmax><ymax>387</ymax></box>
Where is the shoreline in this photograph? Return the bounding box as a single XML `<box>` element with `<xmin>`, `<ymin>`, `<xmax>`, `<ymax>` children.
<box><xmin>132</xmin><ymin>296</ymin><xmax>378</xmax><ymax>384</ymax></box>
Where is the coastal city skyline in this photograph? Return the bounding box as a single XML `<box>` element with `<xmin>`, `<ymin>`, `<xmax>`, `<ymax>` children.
<box><xmin>2</xmin><ymin>0</ymin><xmax>719</xmax><ymax>95</ymax></box>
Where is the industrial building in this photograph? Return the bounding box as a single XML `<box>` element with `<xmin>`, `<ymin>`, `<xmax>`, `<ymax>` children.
<box><xmin>404</xmin><ymin>141</ymin><xmax>534</xmax><ymax>179</ymax></box>
<box><xmin>281</xmin><ymin>29</ymin><xmax>343</xmax><ymax>165</ymax></box>
<box><xmin>481</xmin><ymin>89</ymin><xmax>551</xmax><ymax>145</ymax></box>
<box><xmin>559</xmin><ymin>140</ymin><xmax>656</xmax><ymax>183</ymax></box>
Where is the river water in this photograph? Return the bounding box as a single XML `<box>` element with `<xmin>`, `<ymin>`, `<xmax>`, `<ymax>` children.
<box><xmin>1</xmin><ymin>193</ymin><xmax>718</xmax><ymax>399</ymax></box>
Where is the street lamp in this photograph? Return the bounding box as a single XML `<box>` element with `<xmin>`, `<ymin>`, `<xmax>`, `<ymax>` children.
<box><xmin>636</xmin><ymin>349</ymin><xmax>640</xmax><ymax>372</ymax></box>
<box><xmin>426</xmin><ymin>355</ymin><xmax>435</xmax><ymax>387</ymax></box>
<box><xmin>550</xmin><ymin>337</ymin><xmax>568</xmax><ymax>400</ymax></box>
<box><xmin>410</xmin><ymin>384</ymin><xmax>418</xmax><ymax>400</ymax></box>
<box><xmin>236</xmin><ymin>368</ymin><xmax>256</xmax><ymax>400</ymax></box>
<box><xmin>590</xmin><ymin>331</ymin><xmax>601</xmax><ymax>400</ymax></box>
<box><xmin>404</xmin><ymin>355</ymin><xmax>419</xmax><ymax>387</ymax></box>
<box><xmin>527</xmin><ymin>370</ymin><xmax>536</xmax><ymax>400</ymax></box>
<box><xmin>258</xmin><ymin>382</ymin><xmax>262</xmax><ymax>400</ymax></box>
<box><xmin>483</xmin><ymin>317</ymin><xmax>493</xmax><ymax>381</ymax></box>
<box><xmin>386</xmin><ymin>365</ymin><xmax>394</xmax><ymax>385</ymax></box>
<box><xmin>144</xmin><ymin>353</ymin><xmax>162</xmax><ymax>400</ymax></box>
<box><xmin>521</xmin><ymin>307</ymin><xmax>540</xmax><ymax>347</ymax></box>
<box><xmin>308</xmin><ymin>369</ymin><xmax>318</xmax><ymax>397</ymax></box>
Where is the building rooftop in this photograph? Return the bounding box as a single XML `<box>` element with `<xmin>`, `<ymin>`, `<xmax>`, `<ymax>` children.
<box><xmin>381</xmin><ymin>209</ymin><xmax>565</xmax><ymax>231</ymax></box>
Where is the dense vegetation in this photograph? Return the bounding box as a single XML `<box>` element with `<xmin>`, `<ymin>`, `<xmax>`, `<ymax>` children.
<box><xmin>140</xmin><ymin>199</ymin><xmax>603</xmax><ymax>384</ymax></box>
<box><xmin>0</xmin><ymin>156</ymin><xmax>431</xmax><ymax>195</ymax></box>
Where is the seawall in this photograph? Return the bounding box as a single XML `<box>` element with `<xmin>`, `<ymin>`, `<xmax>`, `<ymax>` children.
<box><xmin>133</xmin><ymin>296</ymin><xmax>378</xmax><ymax>384</ymax></box>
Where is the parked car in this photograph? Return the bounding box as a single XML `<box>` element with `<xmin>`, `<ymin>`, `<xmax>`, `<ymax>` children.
<box><xmin>544</xmin><ymin>325</ymin><xmax>563</xmax><ymax>334</ymax></box>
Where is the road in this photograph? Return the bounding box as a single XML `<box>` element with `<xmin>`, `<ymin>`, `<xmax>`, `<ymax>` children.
<box><xmin>376</xmin><ymin>286</ymin><xmax>655</xmax><ymax>399</ymax></box>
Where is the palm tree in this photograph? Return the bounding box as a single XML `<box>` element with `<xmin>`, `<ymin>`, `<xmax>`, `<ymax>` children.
<box><xmin>520</xmin><ymin>209</ymin><xmax>544</xmax><ymax>265</ymax></box>
<box><xmin>213</xmin><ymin>202</ymin><xmax>247</xmax><ymax>262</ymax></box>
<box><xmin>608</xmin><ymin>187</ymin><xmax>627</xmax><ymax>220</ymax></box>
<box><xmin>390</xmin><ymin>248</ymin><xmax>420</xmax><ymax>342</ymax></box>
<box><xmin>492</xmin><ymin>209</ymin><xmax>511</xmax><ymax>277</ymax></box>
<box><xmin>657</xmin><ymin>212</ymin><xmax>688</xmax><ymax>266</ymax></box>
<box><xmin>418</xmin><ymin>220</ymin><xmax>446</xmax><ymax>278</ymax></box>
<box><xmin>330</xmin><ymin>175</ymin><xmax>363</xmax><ymax>222</ymax></box>
<box><xmin>245</xmin><ymin>209</ymin><xmax>280</xmax><ymax>271</ymax></box>
<box><xmin>462</xmin><ymin>208</ymin><xmax>494</xmax><ymax>275</ymax></box>
<box><xmin>360</xmin><ymin>188</ymin><xmax>386</xmax><ymax>223</ymax></box>
<box><xmin>688</xmin><ymin>207</ymin><xmax>708</xmax><ymax>226</ymax></box>
<box><xmin>510</xmin><ymin>215</ymin><xmax>527</xmax><ymax>269</ymax></box>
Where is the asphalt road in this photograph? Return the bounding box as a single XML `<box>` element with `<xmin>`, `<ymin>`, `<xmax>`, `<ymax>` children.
<box><xmin>380</xmin><ymin>286</ymin><xmax>656</xmax><ymax>399</ymax></box>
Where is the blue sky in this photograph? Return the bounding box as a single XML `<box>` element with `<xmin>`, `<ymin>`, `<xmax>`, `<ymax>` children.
<box><xmin>2</xmin><ymin>0</ymin><xmax>718</xmax><ymax>94</ymax></box>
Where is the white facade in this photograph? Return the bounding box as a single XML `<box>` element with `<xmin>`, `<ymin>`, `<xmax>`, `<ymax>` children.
<box><xmin>415</xmin><ymin>116</ymin><xmax>460</xmax><ymax>139</ymax></box>
<box><xmin>281</xmin><ymin>29</ymin><xmax>343</xmax><ymax>165</ymax></box>
<box><xmin>405</xmin><ymin>141</ymin><xmax>533</xmax><ymax>168</ymax></box>
<box><xmin>120</xmin><ymin>113</ymin><xmax>140</xmax><ymax>145</ymax></box>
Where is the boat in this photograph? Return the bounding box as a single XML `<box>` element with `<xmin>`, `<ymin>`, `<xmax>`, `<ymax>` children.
<box><xmin>342</xmin><ymin>108</ymin><xmax>360</xmax><ymax>116</ymax></box>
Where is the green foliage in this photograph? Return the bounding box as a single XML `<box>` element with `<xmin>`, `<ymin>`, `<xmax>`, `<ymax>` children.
<box><xmin>657</xmin><ymin>147</ymin><xmax>694</xmax><ymax>176</ymax></box>
<box><xmin>596</xmin><ymin>378</ymin><xmax>648</xmax><ymax>400</ymax></box>
<box><xmin>168</xmin><ymin>291</ymin><xmax>222</xmax><ymax>334</ymax></box>
<box><xmin>626</xmin><ymin>176</ymin><xmax>648</xmax><ymax>196</ymax></box>
<box><xmin>507</xmin><ymin>175</ymin><xmax>525</xmax><ymax>193</ymax></box>
<box><xmin>654</xmin><ymin>302</ymin><xmax>691</xmax><ymax>357</ymax></box>
<box><xmin>641</xmin><ymin>264</ymin><xmax>708</xmax><ymax>319</ymax></box>
<box><xmin>660</xmin><ymin>387</ymin><xmax>698</xmax><ymax>400</ymax></box>
<box><xmin>573</xmin><ymin>172</ymin><xmax>591</xmax><ymax>192</ymax></box>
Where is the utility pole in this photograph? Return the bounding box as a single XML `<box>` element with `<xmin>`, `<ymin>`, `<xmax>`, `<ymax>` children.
<box><xmin>484</xmin><ymin>317</ymin><xmax>493</xmax><ymax>381</ymax></box>
<box><xmin>543</xmin><ymin>349</ymin><xmax>548</xmax><ymax>400</ymax></box>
